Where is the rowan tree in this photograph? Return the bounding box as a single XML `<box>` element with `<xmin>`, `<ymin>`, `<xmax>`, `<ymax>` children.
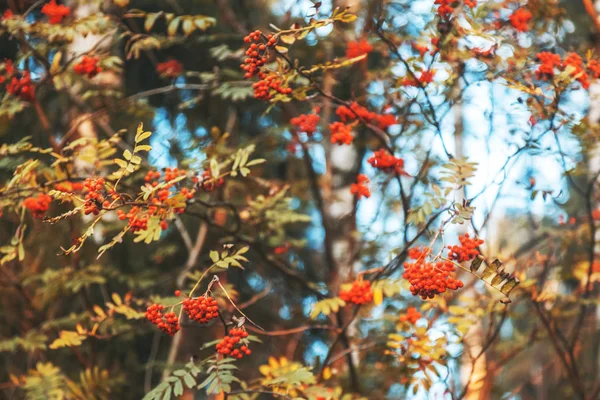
<box><xmin>0</xmin><ymin>0</ymin><xmax>599</xmax><ymax>399</ymax></box>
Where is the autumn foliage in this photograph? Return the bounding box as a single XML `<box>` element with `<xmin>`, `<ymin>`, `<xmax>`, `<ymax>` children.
<box><xmin>1</xmin><ymin>1</ymin><xmax>600</xmax><ymax>400</ymax></box>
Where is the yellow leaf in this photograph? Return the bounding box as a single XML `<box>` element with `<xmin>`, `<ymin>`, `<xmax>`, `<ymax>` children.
<box><xmin>373</xmin><ymin>288</ymin><xmax>383</xmax><ymax>305</ymax></box>
<box><xmin>93</xmin><ymin>305</ymin><xmax>106</xmax><ymax>319</ymax></box>
<box><xmin>322</xmin><ymin>366</ymin><xmax>332</xmax><ymax>380</ymax></box>
<box><xmin>268</xmin><ymin>356</ymin><xmax>279</xmax><ymax>369</ymax></box>
<box><xmin>111</xmin><ymin>293</ymin><xmax>122</xmax><ymax>305</ymax></box>
<box><xmin>275</xmin><ymin>45</ymin><xmax>288</xmax><ymax>54</ymax></box>
<box><xmin>75</xmin><ymin>323</ymin><xmax>86</xmax><ymax>335</ymax></box>
<box><xmin>49</xmin><ymin>331</ymin><xmax>87</xmax><ymax>349</ymax></box>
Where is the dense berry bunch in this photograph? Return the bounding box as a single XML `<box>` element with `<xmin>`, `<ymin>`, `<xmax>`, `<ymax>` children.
<box><xmin>403</xmin><ymin>258</ymin><xmax>464</xmax><ymax>299</ymax></box>
<box><xmin>563</xmin><ymin>53</ymin><xmax>589</xmax><ymax>89</ymax></box>
<box><xmin>200</xmin><ymin>170</ymin><xmax>224</xmax><ymax>192</ymax></box>
<box><xmin>368</xmin><ymin>149</ymin><xmax>405</xmax><ymax>175</ymax></box>
<box><xmin>336</xmin><ymin>102</ymin><xmax>397</xmax><ymax>130</ymax></box>
<box><xmin>588</xmin><ymin>59</ymin><xmax>600</xmax><ymax>79</ymax></box>
<box><xmin>2</xmin><ymin>9</ymin><xmax>13</xmax><ymax>20</ymax></box>
<box><xmin>290</xmin><ymin>108</ymin><xmax>320</xmax><ymax>136</ymax></box>
<box><xmin>41</xmin><ymin>0</ymin><xmax>70</xmax><ymax>24</ymax></box>
<box><xmin>434</xmin><ymin>0</ymin><xmax>454</xmax><ymax>17</ymax></box>
<box><xmin>241</xmin><ymin>30</ymin><xmax>276</xmax><ymax>79</ymax></box>
<box><xmin>120</xmin><ymin>169</ymin><xmax>186</xmax><ymax>231</ymax></box>
<box><xmin>345</xmin><ymin>39</ymin><xmax>373</xmax><ymax>59</ymax></box>
<box><xmin>399</xmin><ymin>307</ymin><xmax>422</xmax><ymax>324</ymax></box>
<box><xmin>434</xmin><ymin>0</ymin><xmax>477</xmax><ymax>18</ymax></box>
<box><xmin>447</xmin><ymin>233</ymin><xmax>483</xmax><ymax>262</ymax></box>
<box><xmin>145</xmin><ymin>304</ymin><xmax>180</xmax><ymax>336</ymax></box>
<box><xmin>182</xmin><ymin>296</ymin><xmax>219</xmax><ymax>324</ymax></box>
<box><xmin>117</xmin><ymin>206</ymin><xmax>149</xmax><ymax>232</ymax></box>
<box><xmin>156</xmin><ymin>60</ymin><xmax>183</xmax><ymax>78</ymax></box>
<box><xmin>339</xmin><ymin>278</ymin><xmax>373</xmax><ymax>305</ymax></box>
<box><xmin>534</xmin><ymin>52</ymin><xmax>597</xmax><ymax>89</ymax></box>
<box><xmin>329</xmin><ymin>122</ymin><xmax>354</xmax><ymax>145</ymax></box>
<box><xmin>5</xmin><ymin>70</ymin><xmax>35</xmax><ymax>102</ymax></box>
<box><xmin>74</xmin><ymin>56</ymin><xmax>102</xmax><ymax>78</ymax></box>
<box><xmin>216</xmin><ymin>328</ymin><xmax>251</xmax><ymax>359</ymax></box>
<box><xmin>350</xmin><ymin>174</ymin><xmax>371</xmax><ymax>199</ymax></box>
<box><xmin>408</xmin><ymin>246</ymin><xmax>430</xmax><ymax>261</ymax></box>
<box><xmin>83</xmin><ymin>177</ymin><xmax>107</xmax><ymax>215</ymax></box>
<box><xmin>23</xmin><ymin>193</ymin><xmax>52</xmax><ymax>218</ymax></box>
<box><xmin>536</xmin><ymin>52</ymin><xmax>561</xmax><ymax>80</ymax></box>
<box><xmin>54</xmin><ymin>181</ymin><xmax>84</xmax><ymax>192</ymax></box>
<box><xmin>252</xmin><ymin>72</ymin><xmax>291</xmax><ymax>101</ymax></box>
<box><xmin>508</xmin><ymin>8</ymin><xmax>532</xmax><ymax>32</ymax></box>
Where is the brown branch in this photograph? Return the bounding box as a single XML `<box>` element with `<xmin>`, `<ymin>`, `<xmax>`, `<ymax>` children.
<box><xmin>583</xmin><ymin>0</ymin><xmax>600</xmax><ymax>33</ymax></box>
<box><xmin>246</xmin><ymin>324</ymin><xmax>339</xmax><ymax>336</ymax></box>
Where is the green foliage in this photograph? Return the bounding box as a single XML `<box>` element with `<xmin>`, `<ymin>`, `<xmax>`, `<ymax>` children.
<box><xmin>21</xmin><ymin>362</ymin><xmax>68</xmax><ymax>400</ymax></box>
<box><xmin>127</xmin><ymin>10</ymin><xmax>217</xmax><ymax>37</ymax></box>
<box><xmin>209</xmin><ymin>245</ymin><xmax>250</xmax><ymax>270</ymax></box>
<box><xmin>197</xmin><ymin>357</ymin><xmax>240</xmax><ymax>395</ymax></box>
<box><xmin>0</xmin><ymin>330</ymin><xmax>48</xmax><ymax>353</ymax></box>
<box><xmin>440</xmin><ymin>157</ymin><xmax>478</xmax><ymax>189</ymax></box>
<box><xmin>247</xmin><ymin>187</ymin><xmax>311</xmax><ymax>244</ymax></box>
<box><xmin>142</xmin><ymin>360</ymin><xmax>201</xmax><ymax>400</ymax></box>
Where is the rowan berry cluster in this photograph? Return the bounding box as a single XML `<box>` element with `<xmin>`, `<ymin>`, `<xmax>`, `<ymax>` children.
<box><xmin>290</xmin><ymin>108</ymin><xmax>320</xmax><ymax>136</ymax></box>
<box><xmin>368</xmin><ymin>149</ymin><xmax>406</xmax><ymax>175</ymax></box>
<box><xmin>41</xmin><ymin>0</ymin><xmax>70</xmax><ymax>24</ymax></box>
<box><xmin>404</xmin><ymin>258</ymin><xmax>464</xmax><ymax>299</ymax></box>
<box><xmin>536</xmin><ymin>52</ymin><xmax>561</xmax><ymax>80</ymax></box>
<box><xmin>447</xmin><ymin>234</ymin><xmax>483</xmax><ymax>262</ymax></box>
<box><xmin>508</xmin><ymin>8</ymin><xmax>532</xmax><ymax>32</ymax></box>
<box><xmin>339</xmin><ymin>278</ymin><xmax>373</xmax><ymax>305</ymax></box>
<box><xmin>350</xmin><ymin>174</ymin><xmax>371</xmax><ymax>199</ymax></box>
<box><xmin>563</xmin><ymin>53</ymin><xmax>589</xmax><ymax>88</ymax></box>
<box><xmin>145</xmin><ymin>304</ymin><xmax>180</xmax><ymax>336</ymax></box>
<box><xmin>241</xmin><ymin>30</ymin><xmax>276</xmax><ymax>79</ymax></box>
<box><xmin>329</xmin><ymin>122</ymin><xmax>354</xmax><ymax>145</ymax></box>
<box><xmin>401</xmin><ymin>70</ymin><xmax>435</xmax><ymax>87</ymax></box>
<box><xmin>182</xmin><ymin>296</ymin><xmax>219</xmax><ymax>324</ymax></box>
<box><xmin>117</xmin><ymin>206</ymin><xmax>150</xmax><ymax>232</ymax></box>
<box><xmin>399</xmin><ymin>307</ymin><xmax>422</xmax><ymax>324</ymax></box>
<box><xmin>412</xmin><ymin>43</ymin><xmax>431</xmax><ymax>58</ymax></box>
<box><xmin>252</xmin><ymin>72</ymin><xmax>292</xmax><ymax>101</ymax></box>
<box><xmin>199</xmin><ymin>170</ymin><xmax>224</xmax><ymax>192</ymax></box>
<box><xmin>345</xmin><ymin>39</ymin><xmax>373</xmax><ymax>59</ymax></box>
<box><xmin>145</xmin><ymin>167</ymin><xmax>193</xmax><ymax>207</ymax></box>
<box><xmin>83</xmin><ymin>177</ymin><xmax>108</xmax><ymax>215</ymax></box>
<box><xmin>2</xmin><ymin>9</ymin><xmax>13</xmax><ymax>20</ymax></box>
<box><xmin>534</xmin><ymin>52</ymin><xmax>599</xmax><ymax>89</ymax></box>
<box><xmin>434</xmin><ymin>0</ymin><xmax>475</xmax><ymax>18</ymax></box>
<box><xmin>54</xmin><ymin>181</ymin><xmax>84</xmax><ymax>192</ymax></box>
<box><xmin>408</xmin><ymin>246</ymin><xmax>430</xmax><ymax>261</ymax></box>
<box><xmin>156</xmin><ymin>60</ymin><xmax>183</xmax><ymax>78</ymax></box>
<box><xmin>336</xmin><ymin>102</ymin><xmax>397</xmax><ymax>130</ymax></box>
<box><xmin>23</xmin><ymin>193</ymin><xmax>52</xmax><ymax>218</ymax></box>
<box><xmin>216</xmin><ymin>328</ymin><xmax>251</xmax><ymax>359</ymax></box>
<box><xmin>74</xmin><ymin>55</ymin><xmax>102</xmax><ymax>78</ymax></box>
<box><xmin>2</xmin><ymin>59</ymin><xmax>35</xmax><ymax>102</ymax></box>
